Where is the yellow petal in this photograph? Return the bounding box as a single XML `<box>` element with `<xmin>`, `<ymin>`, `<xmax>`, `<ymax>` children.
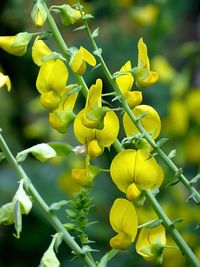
<box><xmin>138</xmin><ymin>37</ymin><xmax>150</xmax><ymax>70</ymax></box>
<box><xmin>81</xmin><ymin>46</ymin><xmax>96</xmax><ymax>67</ymax></box>
<box><xmin>123</xmin><ymin>104</ymin><xmax>161</xmax><ymax>139</ymax></box>
<box><xmin>109</xmin><ymin>198</ymin><xmax>138</xmax><ymax>241</ymax></box>
<box><xmin>87</xmin><ymin>140</ymin><xmax>104</xmax><ymax>159</ymax></box>
<box><xmin>32</xmin><ymin>38</ymin><xmax>52</xmax><ymax>66</ymax></box>
<box><xmin>95</xmin><ymin>110</ymin><xmax>119</xmax><ymax>147</ymax></box>
<box><xmin>40</xmin><ymin>90</ymin><xmax>60</xmax><ymax>109</ymax></box>
<box><xmin>110</xmin><ymin>233</ymin><xmax>132</xmax><ymax>250</ymax></box>
<box><xmin>74</xmin><ymin>109</ymin><xmax>96</xmax><ymax>144</ymax></box>
<box><xmin>0</xmin><ymin>72</ymin><xmax>11</xmax><ymax>91</ymax></box>
<box><xmin>116</xmin><ymin>60</ymin><xmax>134</xmax><ymax>96</ymax></box>
<box><xmin>70</xmin><ymin>48</ymin><xmax>85</xmax><ymax>75</ymax></box>
<box><xmin>126</xmin><ymin>183</ymin><xmax>141</xmax><ymax>201</ymax></box>
<box><xmin>49</xmin><ymin>110</ymin><xmax>75</xmax><ymax>133</ymax></box>
<box><xmin>36</xmin><ymin>59</ymin><xmax>68</xmax><ymax>95</ymax></box>
<box><xmin>126</xmin><ymin>91</ymin><xmax>143</xmax><ymax>108</ymax></box>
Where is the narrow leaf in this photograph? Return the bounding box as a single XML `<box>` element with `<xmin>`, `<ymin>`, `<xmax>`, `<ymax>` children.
<box><xmin>146</xmin><ymin>219</ymin><xmax>163</xmax><ymax>229</ymax></box>
<box><xmin>156</xmin><ymin>138</ymin><xmax>169</xmax><ymax>148</ymax></box>
<box><xmin>92</xmin><ymin>27</ymin><xmax>99</xmax><ymax>38</ymax></box>
<box><xmin>98</xmin><ymin>249</ymin><xmax>119</xmax><ymax>267</ymax></box>
<box><xmin>73</xmin><ymin>25</ymin><xmax>86</xmax><ymax>31</ymax></box>
<box><xmin>168</xmin><ymin>149</ymin><xmax>176</xmax><ymax>159</ymax></box>
<box><xmin>49</xmin><ymin>200</ymin><xmax>69</xmax><ymax>211</ymax></box>
<box><xmin>92</xmin><ymin>63</ymin><xmax>101</xmax><ymax>71</ymax></box>
<box><xmin>82</xmin><ymin>14</ymin><xmax>94</xmax><ymax>20</ymax></box>
<box><xmin>93</xmin><ymin>48</ymin><xmax>102</xmax><ymax>57</ymax></box>
<box><xmin>190</xmin><ymin>173</ymin><xmax>200</xmax><ymax>184</ymax></box>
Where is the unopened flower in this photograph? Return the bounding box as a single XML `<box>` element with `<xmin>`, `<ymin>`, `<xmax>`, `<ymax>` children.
<box><xmin>123</xmin><ymin>104</ymin><xmax>161</xmax><ymax>140</ymax></box>
<box><xmin>51</xmin><ymin>4</ymin><xmax>82</xmax><ymax>26</ymax></box>
<box><xmin>134</xmin><ymin>38</ymin><xmax>158</xmax><ymax>88</ymax></box>
<box><xmin>109</xmin><ymin>198</ymin><xmax>138</xmax><ymax>249</ymax></box>
<box><xmin>110</xmin><ymin>149</ymin><xmax>163</xmax><ymax>201</ymax></box>
<box><xmin>0</xmin><ymin>32</ymin><xmax>32</xmax><ymax>56</ymax></box>
<box><xmin>82</xmin><ymin>78</ymin><xmax>107</xmax><ymax>129</ymax></box>
<box><xmin>116</xmin><ymin>60</ymin><xmax>142</xmax><ymax>108</ymax></box>
<box><xmin>136</xmin><ymin>225</ymin><xmax>166</xmax><ymax>263</ymax></box>
<box><xmin>32</xmin><ymin>38</ymin><xmax>52</xmax><ymax>66</ymax></box>
<box><xmin>0</xmin><ymin>72</ymin><xmax>11</xmax><ymax>91</ymax></box>
<box><xmin>70</xmin><ymin>46</ymin><xmax>96</xmax><ymax>75</ymax></box>
<box><xmin>31</xmin><ymin>2</ymin><xmax>47</xmax><ymax>28</ymax></box>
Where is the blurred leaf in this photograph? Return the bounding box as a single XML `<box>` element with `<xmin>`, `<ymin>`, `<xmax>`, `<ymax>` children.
<box><xmin>156</xmin><ymin>138</ymin><xmax>169</xmax><ymax>148</ymax></box>
<box><xmin>74</xmin><ymin>25</ymin><xmax>86</xmax><ymax>31</ymax></box>
<box><xmin>190</xmin><ymin>174</ymin><xmax>200</xmax><ymax>184</ymax></box>
<box><xmin>168</xmin><ymin>149</ymin><xmax>176</xmax><ymax>159</ymax></box>
<box><xmin>92</xmin><ymin>28</ymin><xmax>99</xmax><ymax>38</ymax></box>
<box><xmin>49</xmin><ymin>200</ymin><xmax>69</xmax><ymax>211</ymax></box>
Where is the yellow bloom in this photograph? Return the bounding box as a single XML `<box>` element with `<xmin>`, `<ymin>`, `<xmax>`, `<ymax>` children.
<box><xmin>136</xmin><ymin>225</ymin><xmax>166</xmax><ymax>263</ymax></box>
<box><xmin>110</xmin><ymin>149</ymin><xmax>163</xmax><ymax>201</ymax></box>
<box><xmin>74</xmin><ymin>109</ymin><xmax>119</xmax><ymax>149</ymax></box>
<box><xmin>51</xmin><ymin>4</ymin><xmax>82</xmax><ymax>26</ymax></box>
<box><xmin>134</xmin><ymin>38</ymin><xmax>158</xmax><ymax>88</ymax></box>
<box><xmin>32</xmin><ymin>38</ymin><xmax>52</xmax><ymax>66</ymax></box>
<box><xmin>123</xmin><ymin>105</ymin><xmax>161</xmax><ymax>140</ymax></box>
<box><xmin>152</xmin><ymin>56</ymin><xmax>176</xmax><ymax>84</ymax></box>
<box><xmin>109</xmin><ymin>198</ymin><xmax>138</xmax><ymax>249</ymax></box>
<box><xmin>82</xmin><ymin>79</ymin><xmax>107</xmax><ymax>129</ymax></box>
<box><xmin>70</xmin><ymin>46</ymin><xmax>96</xmax><ymax>75</ymax></box>
<box><xmin>116</xmin><ymin>61</ymin><xmax>142</xmax><ymax>108</ymax></box>
<box><xmin>36</xmin><ymin>59</ymin><xmax>68</xmax><ymax>96</ymax></box>
<box><xmin>49</xmin><ymin>87</ymin><xmax>78</xmax><ymax>133</ymax></box>
<box><xmin>0</xmin><ymin>32</ymin><xmax>32</xmax><ymax>56</ymax></box>
<box><xmin>71</xmin><ymin>155</ymin><xmax>99</xmax><ymax>187</ymax></box>
<box><xmin>131</xmin><ymin>4</ymin><xmax>159</xmax><ymax>27</ymax></box>
<box><xmin>31</xmin><ymin>2</ymin><xmax>47</xmax><ymax>28</ymax></box>
<box><xmin>0</xmin><ymin>72</ymin><xmax>11</xmax><ymax>91</ymax></box>
<box><xmin>87</xmin><ymin>140</ymin><xmax>104</xmax><ymax>159</ymax></box>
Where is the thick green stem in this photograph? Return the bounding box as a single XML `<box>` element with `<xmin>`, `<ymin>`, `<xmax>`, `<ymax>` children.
<box><xmin>83</xmin><ymin>18</ymin><xmax>200</xmax><ymax>204</ymax></box>
<box><xmin>0</xmin><ymin>131</ymin><xmax>96</xmax><ymax>267</ymax></box>
<box><xmin>143</xmin><ymin>190</ymin><xmax>200</xmax><ymax>267</ymax></box>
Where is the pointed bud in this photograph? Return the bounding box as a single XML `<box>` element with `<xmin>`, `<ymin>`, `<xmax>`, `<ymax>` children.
<box><xmin>31</xmin><ymin>2</ymin><xmax>47</xmax><ymax>28</ymax></box>
<box><xmin>49</xmin><ymin>110</ymin><xmax>76</xmax><ymax>133</ymax></box>
<box><xmin>126</xmin><ymin>183</ymin><xmax>141</xmax><ymax>201</ymax></box>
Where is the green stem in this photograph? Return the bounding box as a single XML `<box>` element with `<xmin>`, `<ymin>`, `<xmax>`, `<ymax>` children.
<box><xmin>143</xmin><ymin>190</ymin><xmax>200</xmax><ymax>267</ymax></box>
<box><xmin>83</xmin><ymin>17</ymin><xmax>200</xmax><ymax>204</ymax></box>
<box><xmin>0</xmin><ymin>131</ymin><xmax>96</xmax><ymax>267</ymax></box>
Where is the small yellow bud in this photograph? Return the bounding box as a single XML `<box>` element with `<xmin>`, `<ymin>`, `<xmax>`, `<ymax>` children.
<box><xmin>40</xmin><ymin>90</ymin><xmax>60</xmax><ymax>109</ymax></box>
<box><xmin>31</xmin><ymin>2</ymin><xmax>47</xmax><ymax>28</ymax></box>
<box><xmin>87</xmin><ymin>140</ymin><xmax>104</xmax><ymax>159</ymax></box>
<box><xmin>110</xmin><ymin>233</ymin><xmax>132</xmax><ymax>250</ymax></box>
<box><xmin>0</xmin><ymin>32</ymin><xmax>32</xmax><ymax>56</ymax></box>
<box><xmin>126</xmin><ymin>183</ymin><xmax>141</xmax><ymax>201</ymax></box>
<box><xmin>0</xmin><ymin>72</ymin><xmax>11</xmax><ymax>91</ymax></box>
<box><xmin>49</xmin><ymin>111</ymin><xmax>76</xmax><ymax>133</ymax></box>
<box><xmin>126</xmin><ymin>90</ymin><xmax>143</xmax><ymax>108</ymax></box>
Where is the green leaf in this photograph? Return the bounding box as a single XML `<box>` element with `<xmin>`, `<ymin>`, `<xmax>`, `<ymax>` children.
<box><xmin>16</xmin><ymin>143</ymin><xmax>57</xmax><ymax>163</ymax></box>
<box><xmin>146</xmin><ymin>219</ymin><xmax>163</xmax><ymax>229</ymax></box>
<box><xmin>166</xmin><ymin>178</ymin><xmax>180</xmax><ymax>187</ymax></box>
<box><xmin>98</xmin><ymin>249</ymin><xmax>119</xmax><ymax>267</ymax></box>
<box><xmin>49</xmin><ymin>200</ymin><xmax>69</xmax><ymax>211</ymax></box>
<box><xmin>135</xmin><ymin>111</ymin><xmax>147</xmax><ymax>122</ymax></box>
<box><xmin>73</xmin><ymin>25</ymin><xmax>86</xmax><ymax>31</ymax></box>
<box><xmin>92</xmin><ymin>63</ymin><xmax>101</xmax><ymax>71</ymax></box>
<box><xmin>111</xmin><ymin>95</ymin><xmax>122</xmax><ymax>102</ymax></box>
<box><xmin>65</xmin><ymin>85</ymin><xmax>82</xmax><ymax>96</ymax></box>
<box><xmin>190</xmin><ymin>173</ymin><xmax>200</xmax><ymax>184</ymax></box>
<box><xmin>0</xmin><ymin>152</ymin><xmax>5</xmax><ymax>162</ymax></box>
<box><xmin>170</xmin><ymin>218</ymin><xmax>183</xmax><ymax>226</ymax></box>
<box><xmin>82</xmin><ymin>14</ymin><xmax>94</xmax><ymax>20</ymax></box>
<box><xmin>54</xmin><ymin>233</ymin><xmax>63</xmax><ymax>253</ymax></box>
<box><xmin>48</xmin><ymin>142</ymin><xmax>73</xmax><ymax>157</ymax></box>
<box><xmin>93</xmin><ymin>48</ymin><xmax>102</xmax><ymax>57</ymax></box>
<box><xmin>156</xmin><ymin>138</ymin><xmax>169</xmax><ymax>148</ymax></box>
<box><xmin>168</xmin><ymin>149</ymin><xmax>176</xmax><ymax>159</ymax></box>
<box><xmin>92</xmin><ymin>27</ymin><xmax>99</xmax><ymax>38</ymax></box>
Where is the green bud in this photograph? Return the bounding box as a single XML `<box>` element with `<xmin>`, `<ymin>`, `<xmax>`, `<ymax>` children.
<box><xmin>0</xmin><ymin>202</ymin><xmax>15</xmax><ymax>225</ymax></box>
<box><xmin>31</xmin><ymin>2</ymin><xmax>47</xmax><ymax>28</ymax></box>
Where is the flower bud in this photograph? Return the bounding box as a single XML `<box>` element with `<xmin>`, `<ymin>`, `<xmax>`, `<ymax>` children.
<box><xmin>126</xmin><ymin>90</ymin><xmax>143</xmax><ymax>108</ymax></box>
<box><xmin>40</xmin><ymin>90</ymin><xmax>61</xmax><ymax>109</ymax></box>
<box><xmin>31</xmin><ymin>2</ymin><xmax>47</xmax><ymax>28</ymax></box>
<box><xmin>49</xmin><ymin>110</ymin><xmax>76</xmax><ymax>133</ymax></box>
<box><xmin>0</xmin><ymin>32</ymin><xmax>32</xmax><ymax>56</ymax></box>
<box><xmin>51</xmin><ymin>4</ymin><xmax>82</xmax><ymax>26</ymax></box>
<box><xmin>87</xmin><ymin>140</ymin><xmax>104</xmax><ymax>159</ymax></box>
<box><xmin>126</xmin><ymin>183</ymin><xmax>141</xmax><ymax>201</ymax></box>
<box><xmin>0</xmin><ymin>72</ymin><xmax>11</xmax><ymax>91</ymax></box>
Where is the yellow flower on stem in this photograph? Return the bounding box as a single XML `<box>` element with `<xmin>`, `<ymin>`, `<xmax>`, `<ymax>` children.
<box><xmin>71</xmin><ymin>155</ymin><xmax>99</xmax><ymax>187</ymax></box>
<box><xmin>49</xmin><ymin>86</ymin><xmax>78</xmax><ymax>133</ymax></box>
<box><xmin>0</xmin><ymin>32</ymin><xmax>32</xmax><ymax>56</ymax></box>
<box><xmin>109</xmin><ymin>198</ymin><xmax>138</xmax><ymax>250</ymax></box>
<box><xmin>116</xmin><ymin>60</ymin><xmax>142</xmax><ymax>108</ymax></box>
<box><xmin>110</xmin><ymin>149</ymin><xmax>163</xmax><ymax>201</ymax></box>
<box><xmin>74</xmin><ymin>108</ymin><xmax>119</xmax><ymax>158</ymax></box>
<box><xmin>31</xmin><ymin>2</ymin><xmax>47</xmax><ymax>28</ymax></box>
<box><xmin>32</xmin><ymin>38</ymin><xmax>52</xmax><ymax>66</ymax></box>
<box><xmin>82</xmin><ymin>78</ymin><xmax>107</xmax><ymax>130</ymax></box>
<box><xmin>123</xmin><ymin>104</ymin><xmax>161</xmax><ymax>140</ymax></box>
<box><xmin>136</xmin><ymin>225</ymin><xmax>166</xmax><ymax>263</ymax></box>
<box><xmin>70</xmin><ymin>46</ymin><xmax>96</xmax><ymax>75</ymax></box>
<box><xmin>0</xmin><ymin>72</ymin><xmax>11</xmax><ymax>91</ymax></box>
<box><xmin>134</xmin><ymin>38</ymin><xmax>158</xmax><ymax>88</ymax></box>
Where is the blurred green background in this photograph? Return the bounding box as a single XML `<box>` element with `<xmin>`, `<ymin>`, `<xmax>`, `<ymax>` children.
<box><xmin>0</xmin><ymin>0</ymin><xmax>200</xmax><ymax>266</ymax></box>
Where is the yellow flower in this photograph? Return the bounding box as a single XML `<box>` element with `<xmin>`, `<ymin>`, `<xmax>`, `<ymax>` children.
<box><xmin>70</xmin><ymin>46</ymin><xmax>96</xmax><ymax>75</ymax></box>
<box><xmin>0</xmin><ymin>32</ymin><xmax>32</xmax><ymax>56</ymax></box>
<box><xmin>152</xmin><ymin>56</ymin><xmax>176</xmax><ymax>84</ymax></box>
<box><xmin>36</xmin><ymin>59</ymin><xmax>68</xmax><ymax>96</ymax></box>
<box><xmin>136</xmin><ymin>225</ymin><xmax>166</xmax><ymax>263</ymax></box>
<box><xmin>0</xmin><ymin>72</ymin><xmax>11</xmax><ymax>91</ymax></box>
<box><xmin>71</xmin><ymin>155</ymin><xmax>99</xmax><ymax>187</ymax></box>
<box><xmin>74</xmin><ymin>108</ymin><xmax>119</xmax><ymax>152</ymax></box>
<box><xmin>134</xmin><ymin>38</ymin><xmax>158</xmax><ymax>88</ymax></box>
<box><xmin>32</xmin><ymin>38</ymin><xmax>52</xmax><ymax>66</ymax></box>
<box><xmin>116</xmin><ymin>61</ymin><xmax>142</xmax><ymax>108</ymax></box>
<box><xmin>110</xmin><ymin>149</ymin><xmax>163</xmax><ymax>201</ymax></box>
<box><xmin>109</xmin><ymin>198</ymin><xmax>138</xmax><ymax>250</ymax></box>
<box><xmin>51</xmin><ymin>4</ymin><xmax>82</xmax><ymax>26</ymax></box>
<box><xmin>49</xmin><ymin>87</ymin><xmax>78</xmax><ymax>133</ymax></box>
<box><xmin>31</xmin><ymin>2</ymin><xmax>47</xmax><ymax>28</ymax></box>
<box><xmin>131</xmin><ymin>4</ymin><xmax>159</xmax><ymax>27</ymax></box>
<box><xmin>82</xmin><ymin>79</ymin><xmax>106</xmax><ymax>129</ymax></box>
<box><xmin>123</xmin><ymin>105</ymin><xmax>161</xmax><ymax>140</ymax></box>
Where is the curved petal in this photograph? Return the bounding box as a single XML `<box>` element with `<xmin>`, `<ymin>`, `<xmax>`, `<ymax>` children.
<box><xmin>81</xmin><ymin>46</ymin><xmax>96</xmax><ymax>66</ymax></box>
<box><xmin>138</xmin><ymin>37</ymin><xmax>150</xmax><ymax>70</ymax></box>
<box><xmin>116</xmin><ymin>61</ymin><xmax>134</xmax><ymax>96</ymax></box>
<box><xmin>123</xmin><ymin>105</ymin><xmax>161</xmax><ymax>139</ymax></box>
<box><xmin>32</xmin><ymin>38</ymin><xmax>52</xmax><ymax>66</ymax></box>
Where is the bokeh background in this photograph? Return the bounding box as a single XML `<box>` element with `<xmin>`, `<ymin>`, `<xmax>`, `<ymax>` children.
<box><xmin>0</xmin><ymin>0</ymin><xmax>200</xmax><ymax>266</ymax></box>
